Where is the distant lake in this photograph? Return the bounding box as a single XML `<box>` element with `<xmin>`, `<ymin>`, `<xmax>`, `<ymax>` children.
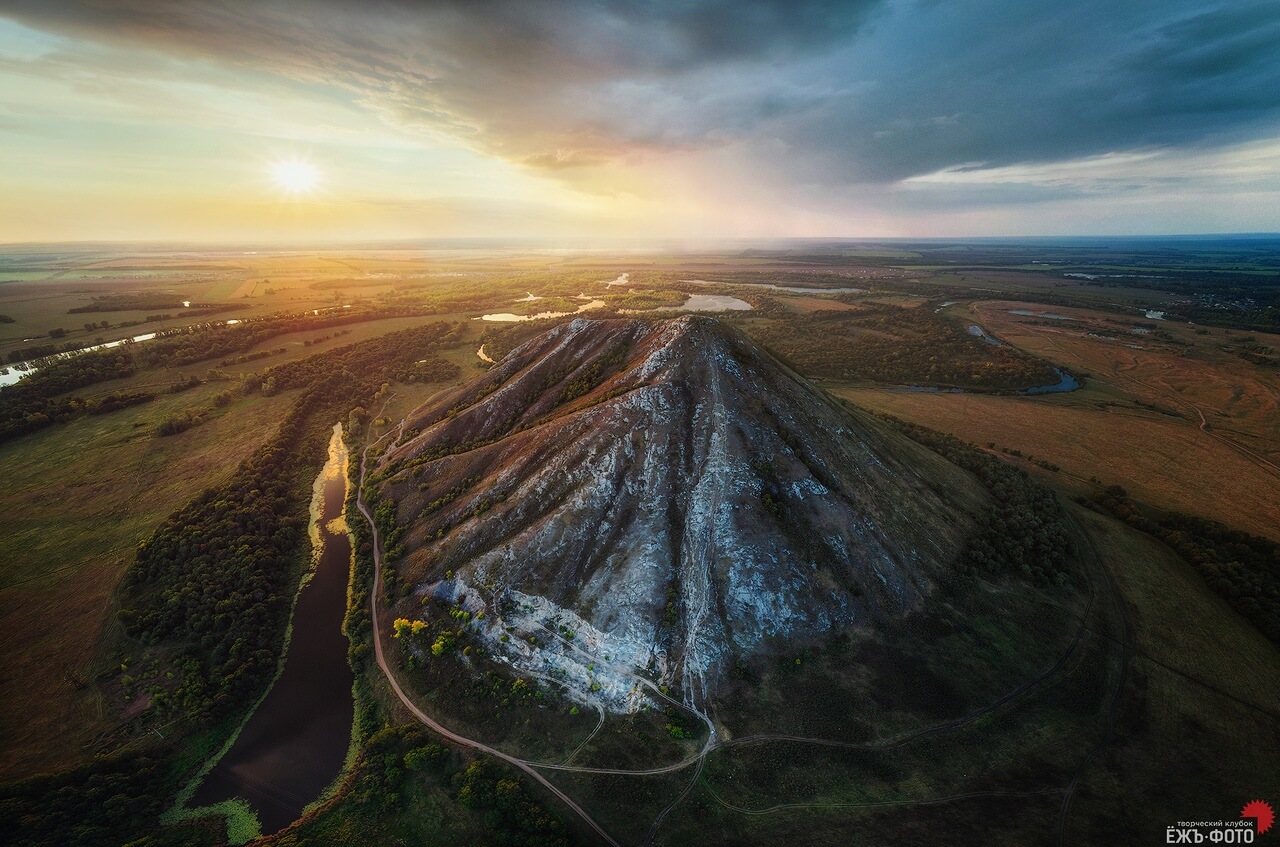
<box><xmin>480</xmin><ymin>299</ymin><xmax>606</xmax><ymax>322</ymax></box>
<box><xmin>684</xmin><ymin>279</ymin><xmax>865</xmax><ymax>295</ymax></box>
<box><xmin>681</xmin><ymin>294</ymin><xmax>753</xmax><ymax>312</ymax></box>
<box><xmin>1008</xmin><ymin>309</ymin><xmax>1072</xmax><ymax>320</ymax></box>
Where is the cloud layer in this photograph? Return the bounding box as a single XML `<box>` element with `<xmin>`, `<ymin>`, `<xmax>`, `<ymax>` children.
<box><xmin>3</xmin><ymin>0</ymin><xmax>1279</xmax><ymax>236</ymax></box>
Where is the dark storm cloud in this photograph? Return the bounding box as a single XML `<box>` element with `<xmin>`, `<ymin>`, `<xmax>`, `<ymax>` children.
<box><xmin>5</xmin><ymin>0</ymin><xmax>1279</xmax><ymax>186</ymax></box>
<box><xmin>759</xmin><ymin>0</ymin><xmax>1280</xmax><ymax>184</ymax></box>
<box><xmin>1119</xmin><ymin>3</ymin><xmax>1280</xmax><ymax>113</ymax></box>
<box><xmin>0</xmin><ymin>0</ymin><xmax>879</xmax><ymax>75</ymax></box>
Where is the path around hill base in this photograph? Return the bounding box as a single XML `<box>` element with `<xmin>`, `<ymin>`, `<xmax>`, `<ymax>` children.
<box><xmin>355</xmin><ymin>407</ymin><xmax>1119</xmax><ymax>846</ymax></box>
<box><xmin>358</xmin><ymin>433</ymin><xmax>624</xmax><ymax>847</ymax></box>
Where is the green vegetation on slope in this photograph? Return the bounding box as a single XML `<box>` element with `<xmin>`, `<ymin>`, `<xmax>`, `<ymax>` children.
<box><xmin>873</xmin><ymin>411</ymin><xmax>1074</xmax><ymax>585</ymax></box>
<box><xmin>269</xmin><ymin>726</ymin><xmax>577</xmax><ymax>847</ymax></box>
<box><xmin>1086</xmin><ymin>485</ymin><xmax>1280</xmax><ymax>643</ymax></box>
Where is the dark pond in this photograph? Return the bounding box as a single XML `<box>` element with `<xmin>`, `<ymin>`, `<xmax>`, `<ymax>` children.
<box><xmin>888</xmin><ymin>368</ymin><xmax>1079</xmax><ymax>396</ymax></box>
<box><xmin>1023</xmin><ymin>368</ymin><xmax>1080</xmax><ymax>394</ymax></box>
<box><xmin>191</xmin><ymin>425</ymin><xmax>354</xmax><ymax>835</ymax></box>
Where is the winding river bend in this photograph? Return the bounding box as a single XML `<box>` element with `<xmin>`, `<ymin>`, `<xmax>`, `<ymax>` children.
<box><xmin>191</xmin><ymin>423</ymin><xmax>355</xmax><ymax>834</ymax></box>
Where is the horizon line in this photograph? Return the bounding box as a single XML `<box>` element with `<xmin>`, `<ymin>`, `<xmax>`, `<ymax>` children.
<box><xmin>3</xmin><ymin>232</ymin><xmax>1279</xmax><ymax>251</ymax></box>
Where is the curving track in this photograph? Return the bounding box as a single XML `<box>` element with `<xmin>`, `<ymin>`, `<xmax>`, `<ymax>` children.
<box><xmin>352</xmin><ymin>416</ymin><xmax>1162</xmax><ymax>846</ymax></box>
<box><xmin>358</xmin><ymin>435</ymin><xmax>622</xmax><ymax>847</ymax></box>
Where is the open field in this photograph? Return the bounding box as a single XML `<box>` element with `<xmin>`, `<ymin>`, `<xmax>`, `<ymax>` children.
<box><xmin>0</xmin><ymin>385</ymin><xmax>297</xmax><ymax>779</ymax></box>
<box><xmin>0</xmin><ymin>250</ymin><xmax>507</xmax><ymax>363</ymax></box>
<box><xmin>835</xmin><ymin>387</ymin><xmax>1280</xmax><ymax>540</ymax></box>
<box><xmin>88</xmin><ymin>313</ymin><xmax>485</xmax><ymax>398</ymax></box>
<box><xmin>1065</xmin><ymin>505</ymin><xmax>1280</xmax><ymax>841</ymax></box>
<box><xmin>828</xmin><ymin>299</ymin><xmax>1280</xmax><ymax>540</ymax></box>
<box><xmin>970</xmin><ymin>300</ymin><xmax>1280</xmax><ymax>461</ymax></box>
<box><xmin>2</xmin><ymin>241</ymin><xmax>1277</xmax><ymax>845</ymax></box>
<box><xmin>0</xmin><ymin>311</ymin><xmax>482</xmax><ymax>781</ymax></box>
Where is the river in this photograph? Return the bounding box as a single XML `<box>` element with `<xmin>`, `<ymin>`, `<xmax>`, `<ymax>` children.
<box><xmin>1022</xmin><ymin>368</ymin><xmax>1080</xmax><ymax>394</ymax></box>
<box><xmin>190</xmin><ymin>423</ymin><xmax>355</xmax><ymax>835</ymax></box>
<box><xmin>0</xmin><ymin>319</ymin><xmax>243</xmax><ymax>388</ymax></box>
<box><xmin>888</xmin><ymin>367</ymin><xmax>1079</xmax><ymax>396</ymax></box>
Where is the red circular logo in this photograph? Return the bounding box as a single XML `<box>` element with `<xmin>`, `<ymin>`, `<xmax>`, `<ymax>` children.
<box><xmin>1243</xmin><ymin>800</ymin><xmax>1275</xmax><ymax>835</ymax></box>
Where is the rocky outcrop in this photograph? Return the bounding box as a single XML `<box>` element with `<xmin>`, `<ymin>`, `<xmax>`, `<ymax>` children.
<box><xmin>374</xmin><ymin>316</ymin><xmax>985</xmax><ymax>710</ymax></box>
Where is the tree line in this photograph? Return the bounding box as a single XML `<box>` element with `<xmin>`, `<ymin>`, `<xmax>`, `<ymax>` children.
<box><xmin>1086</xmin><ymin>486</ymin><xmax>1280</xmax><ymax>644</ymax></box>
<box><xmin>2</xmin><ymin>322</ymin><xmax>464</xmax><ymax>846</ymax></box>
<box><xmin>67</xmin><ymin>295</ymin><xmax>227</xmax><ymax>314</ymax></box>
<box><xmin>0</xmin><ymin>306</ymin><xmax>458</xmax><ymax>445</ymax></box>
<box><xmin>874</xmin><ymin>411</ymin><xmax>1074</xmax><ymax>585</ymax></box>
<box><xmin>0</xmin><ymin>351</ymin><xmax>138</xmax><ymax>443</ymax></box>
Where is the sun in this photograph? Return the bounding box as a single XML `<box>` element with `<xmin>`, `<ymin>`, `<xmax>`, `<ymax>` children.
<box><xmin>271</xmin><ymin>160</ymin><xmax>320</xmax><ymax>193</ymax></box>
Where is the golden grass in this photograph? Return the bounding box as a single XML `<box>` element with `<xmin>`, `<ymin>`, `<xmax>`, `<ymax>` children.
<box><xmin>228</xmin><ymin>278</ymin><xmax>261</xmax><ymax>299</ymax></box>
<box><xmin>836</xmin><ymin>386</ymin><xmax>1280</xmax><ymax>540</ymax></box>
<box><xmin>830</xmin><ymin>299</ymin><xmax>1280</xmax><ymax>539</ymax></box>
<box><xmin>971</xmin><ymin>300</ymin><xmax>1280</xmax><ymax>461</ymax></box>
<box><xmin>772</xmin><ymin>295</ymin><xmax>858</xmax><ymax>313</ymax></box>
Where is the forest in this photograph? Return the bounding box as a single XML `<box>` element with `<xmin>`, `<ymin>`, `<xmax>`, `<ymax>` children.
<box><xmin>0</xmin><ymin>307</ymin><xmax>460</xmax><ymax>444</ymax></box>
<box><xmin>269</xmin><ymin>726</ymin><xmax>575</xmax><ymax>847</ymax></box>
<box><xmin>874</xmin><ymin>411</ymin><xmax>1074</xmax><ymax>585</ymax></box>
<box><xmin>2</xmin><ymin>321</ymin><xmax>466</xmax><ymax>845</ymax></box>
<box><xmin>0</xmin><ymin>752</ymin><xmax>197</xmax><ymax>847</ymax></box>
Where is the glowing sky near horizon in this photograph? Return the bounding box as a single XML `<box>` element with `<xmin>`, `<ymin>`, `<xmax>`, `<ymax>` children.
<box><xmin>1</xmin><ymin>1</ymin><xmax>1278</xmax><ymax>242</ymax></box>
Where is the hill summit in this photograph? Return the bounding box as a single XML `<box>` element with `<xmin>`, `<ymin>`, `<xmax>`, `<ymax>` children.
<box><xmin>372</xmin><ymin>316</ymin><xmax>987</xmax><ymax>711</ymax></box>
